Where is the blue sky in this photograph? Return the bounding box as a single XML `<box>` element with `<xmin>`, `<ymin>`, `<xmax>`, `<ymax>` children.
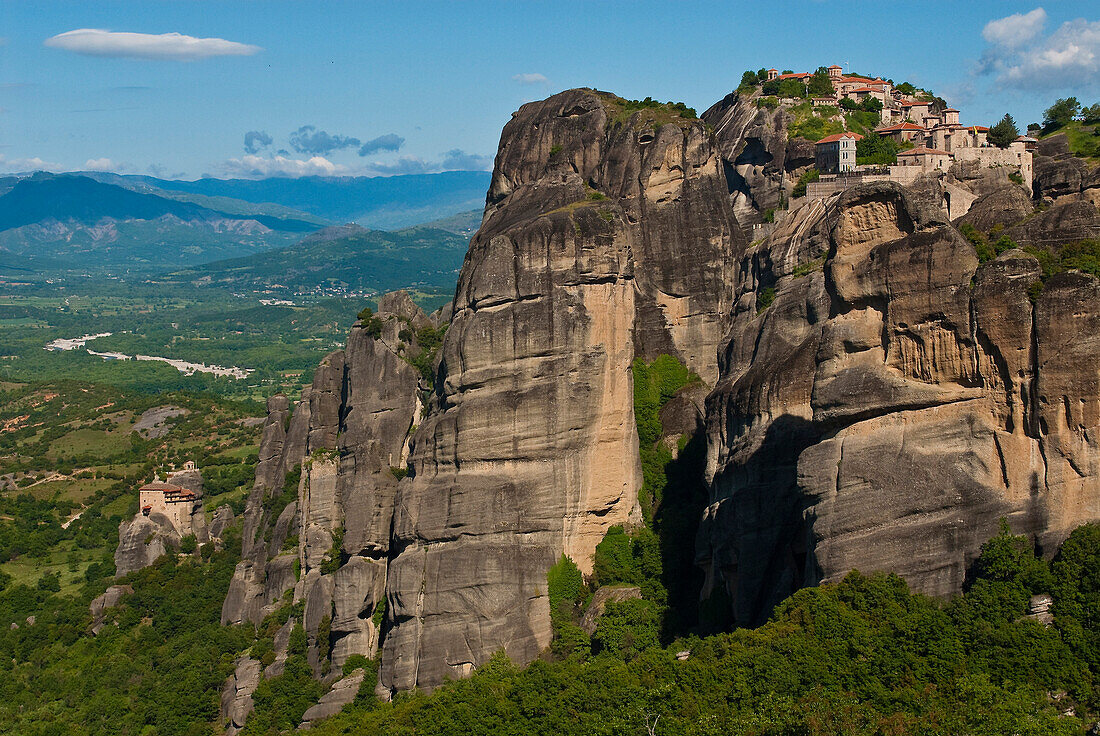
<box><xmin>1</xmin><ymin>1</ymin><xmax>1098</xmax><ymax>180</ymax></box>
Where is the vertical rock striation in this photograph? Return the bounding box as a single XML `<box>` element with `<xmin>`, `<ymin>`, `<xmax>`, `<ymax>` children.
<box><xmin>701</xmin><ymin>182</ymin><xmax>1100</xmax><ymax>626</ymax></box>
<box><xmin>221</xmin><ymin>301</ymin><xmax>421</xmax><ymax>683</ymax></box>
<box><xmin>378</xmin><ymin>89</ymin><xmax>740</xmax><ymax>692</ymax></box>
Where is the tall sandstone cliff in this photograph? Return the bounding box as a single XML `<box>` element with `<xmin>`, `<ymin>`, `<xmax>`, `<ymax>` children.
<box><xmin>699</xmin><ymin>181</ymin><xmax>1100</xmax><ymax>626</ymax></box>
<box><xmin>222</xmin><ymin>88</ymin><xmax>740</xmax><ymax>695</ymax></box>
<box><xmin>222</xmin><ymin>85</ymin><xmax>1100</xmax><ymax>718</ymax></box>
<box><xmin>382</xmin><ymin>89</ymin><xmax>739</xmax><ymax>690</ymax></box>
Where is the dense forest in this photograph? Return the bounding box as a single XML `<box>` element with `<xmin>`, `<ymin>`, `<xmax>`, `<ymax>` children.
<box><xmin>2</xmin><ymin>518</ymin><xmax>1099</xmax><ymax>734</ymax></box>
<box><xmin>2</xmin><ymin>364</ymin><xmax>1100</xmax><ymax>734</ymax></box>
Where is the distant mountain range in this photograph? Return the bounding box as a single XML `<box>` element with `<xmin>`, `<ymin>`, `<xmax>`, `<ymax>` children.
<box><xmin>0</xmin><ymin>170</ymin><xmax>490</xmax><ymax>276</ymax></box>
<box><xmin>84</xmin><ymin>170</ymin><xmax>491</xmax><ymax>230</ymax></box>
<box><xmin>164</xmin><ymin>224</ymin><xmax>469</xmax><ymax>297</ymax></box>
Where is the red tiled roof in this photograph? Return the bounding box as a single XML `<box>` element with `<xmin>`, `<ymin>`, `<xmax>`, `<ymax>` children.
<box><xmin>816</xmin><ymin>132</ymin><xmax>864</xmax><ymax>143</ymax></box>
<box><xmin>140</xmin><ymin>481</ymin><xmax>185</xmax><ymax>491</ymax></box>
<box><xmin>777</xmin><ymin>72</ymin><xmax>812</xmax><ymax>80</ymax></box>
<box><xmin>876</xmin><ymin>123</ymin><xmax>925</xmax><ymax>132</ymax></box>
<box><xmin>828</xmin><ymin>64</ymin><xmax>843</xmax><ymax>69</ymax></box>
<box><xmin>898</xmin><ymin>147</ymin><xmax>951</xmax><ymax>156</ymax></box>
<box><xmin>967</xmin><ymin>125</ymin><xmax>990</xmax><ymax>132</ymax></box>
<box><xmin>943</xmin><ymin>108</ymin><xmax>959</xmax><ymax>112</ymax></box>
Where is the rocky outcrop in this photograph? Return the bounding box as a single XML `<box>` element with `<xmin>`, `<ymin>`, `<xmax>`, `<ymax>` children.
<box><xmin>220</xmin><ymin>292</ymin><xmax>422</xmax><ymax>721</ymax></box>
<box><xmin>1005</xmin><ymin>200</ymin><xmax>1100</xmax><ymax>249</ymax></box>
<box><xmin>956</xmin><ymin>185</ymin><xmax>1034</xmax><ymax>232</ymax></box>
<box><xmin>1034</xmin><ymin>155</ymin><xmax>1091</xmax><ymax>201</ymax></box>
<box><xmin>210</xmin><ymin>505</ymin><xmax>236</xmax><ymax>541</ymax></box>
<box><xmin>700</xmin><ymin>182</ymin><xmax>1100</xmax><ymax>626</ymax></box>
<box><xmin>702</xmin><ymin>91</ymin><xmax>813</xmax><ymax>234</ymax></box>
<box><xmin>114</xmin><ymin>463</ymin><xmax>209</xmax><ymax>577</ymax></box>
<box><xmin>89</xmin><ymin>584</ymin><xmax>132</xmax><ymax>634</ymax></box>
<box><xmin>298</xmin><ymin>669</ymin><xmax>365</xmax><ymax>729</ymax></box>
<box><xmin>220</xmin><ymin>657</ymin><xmax>262</xmax><ymax>736</ymax></box>
<box><xmin>115</xmin><ymin>514</ymin><xmax>173</xmax><ymax>577</ymax></box>
<box><xmin>378</xmin><ymin>290</ymin><xmax>429</xmax><ymax>327</ymax></box>
<box><xmin>378</xmin><ymin>89</ymin><xmax>738</xmax><ymax>692</ymax></box>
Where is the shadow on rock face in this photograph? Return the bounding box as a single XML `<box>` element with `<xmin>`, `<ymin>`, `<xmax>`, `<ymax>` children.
<box><xmin>700</xmin><ymin>413</ymin><xmax>820</xmax><ymax>628</ymax></box>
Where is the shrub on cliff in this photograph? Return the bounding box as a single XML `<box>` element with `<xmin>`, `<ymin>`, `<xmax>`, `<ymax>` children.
<box><xmin>1044</xmin><ymin>97</ymin><xmax>1080</xmax><ymax>132</ymax></box>
<box><xmin>989</xmin><ymin>113</ymin><xmax>1020</xmax><ymax>148</ymax></box>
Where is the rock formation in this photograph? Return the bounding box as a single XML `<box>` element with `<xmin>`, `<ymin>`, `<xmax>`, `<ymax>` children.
<box><xmin>89</xmin><ymin>584</ymin><xmax>132</xmax><ymax>635</ymax></box>
<box><xmin>220</xmin><ymin>84</ymin><xmax>1100</xmax><ymax>723</ymax></box>
<box><xmin>379</xmin><ymin>89</ymin><xmax>739</xmax><ymax>692</ymax></box>
<box><xmin>114</xmin><ymin>463</ymin><xmax>209</xmax><ymax>577</ymax></box>
<box><xmin>221</xmin><ymin>295</ymin><xmax>422</xmax><ymax>679</ymax></box>
<box><xmin>699</xmin><ymin>181</ymin><xmax>1100</xmax><ymax>626</ymax></box>
<box><xmin>222</xmin><ymin>90</ymin><xmax>740</xmax><ymax>704</ymax></box>
<box><xmin>220</xmin><ymin>657</ymin><xmax>262</xmax><ymax>736</ymax></box>
<box><xmin>298</xmin><ymin>668</ymin><xmax>365</xmax><ymax>729</ymax></box>
<box><xmin>702</xmin><ymin>91</ymin><xmax>815</xmax><ymax>235</ymax></box>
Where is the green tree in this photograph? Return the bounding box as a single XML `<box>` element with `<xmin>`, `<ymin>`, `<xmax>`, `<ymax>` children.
<box><xmin>592</xmin><ymin>598</ymin><xmax>661</xmax><ymax>658</ymax></box>
<box><xmin>36</xmin><ymin>571</ymin><xmax>61</xmax><ymax>592</ymax></box>
<box><xmin>988</xmin><ymin>113</ymin><xmax>1020</xmax><ymax>148</ymax></box>
<box><xmin>860</xmin><ymin>96</ymin><xmax>883</xmax><ymax>112</ymax></box>
<box><xmin>1043</xmin><ymin>97</ymin><xmax>1080</xmax><ymax>131</ymax></box>
<box><xmin>857</xmin><ymin>135</ymin><xmax>900</xmax><ymax>165</ymax></box>
<box><xmin>807</xmin><ymin>67</ymin><xmax>835</xmax><ymax>97</ymax></box>
<box><xmin>776</xmin><ymin>78</ymin><xmax>807</xmax><ymax>99</ymax></box>
<box><xmin>593</xmin><ymin>526</ymin><xmax>637</xmax><ymax>587</ymax></box>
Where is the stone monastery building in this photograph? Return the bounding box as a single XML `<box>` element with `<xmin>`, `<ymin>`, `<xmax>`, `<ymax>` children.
<box><xmin>769</xmin><ymin>63</ymin><xmax>1036</xmax><ymax>203</ymax></box>
<box><xmin>139</xmin><ymin>460</ymin><xmax>199</xmax><ymax>532</ymax></box>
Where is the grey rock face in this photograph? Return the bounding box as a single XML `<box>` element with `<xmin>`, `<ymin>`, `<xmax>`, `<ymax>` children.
<box><xmin>378</xmin><ymin>89</ymin><xmax>738</xmax><ymax>693</ymax></box>
<box><xmin>220</xmin><ymin>657</ymin><xmax>262</xmax><ymax>736</ymax></box>
<box><xmin>1005</xmin><ymin>200</ymin><xmax>1100</xmax><ymax>249</ymax></box>
<box><xmin>701</xmin><ymin>182</ymin><xmax>1100</xmax><ymax>626</ymax></box>
<box><xmin>220</xmin><ymin>291</ymin><xmax>421</xmax><ymax>692</ymax></box>
<box><xmin>115</xmin><ymin>514</ymin><xmax>173</xmax><ymax>577</ymax></box>
<box><xmin>1034</xmin><ymin>155</ymin><xmax>1091</xmax><ymax>200</ymax></box>
<box><xmin>298</xmin><ymin>669</ymin><xmax>365</xmax><ymax>728</ymax></box>
<box><xmin>956</xmin><ymin>185</ymin><xmax>1034</xmax><ymax>232</ymax></box>
<box><xmin>89</xmin><ymin>584</ymin><xmax>132</xmax><ymax>634</ymax></box>
<box><xmin>378</xmin><ymin>290</ymin><xmax>429</xmax><ymax>327</ymax></box>
<box><xmin>702</xmin><ymin>91</ymin><xmax>809</xmax><ymax>235</ymax></box>
<box><xmin>210</xmin><ymin>505</ymin><xmax>236</xmax><ymax>541</ymax></box>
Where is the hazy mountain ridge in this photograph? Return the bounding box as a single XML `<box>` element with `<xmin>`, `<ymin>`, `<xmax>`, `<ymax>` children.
<box><xmin>0</xmin><ymin>171</ymin><xmax>491</xmax><ymax>275</ymax></box>
<box><xmin>167</xmin><ymin>224</ymin><xmax>469</xmax><ymax>297</ymax></box>
<box><xmin>107</xmin><ymin>170</ymin><xmax>492</xmax><ymax>229</ymax></box>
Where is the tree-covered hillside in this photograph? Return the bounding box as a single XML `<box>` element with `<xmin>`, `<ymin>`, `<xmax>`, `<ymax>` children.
<box><xmin>170</xmin><ymin>226</ymin><xmax>468</xmax><ymax>298</ymax></box>
<box><xmin>2</xmin><ymin>520</ymin><xmax>1100</xmax><ymax>734</ymax></box>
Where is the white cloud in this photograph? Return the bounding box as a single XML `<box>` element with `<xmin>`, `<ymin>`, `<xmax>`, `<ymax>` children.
<box><xmin>512</xmin><ymin>73</ymin><xmax>548</xmax><ymax>85</ymax></box>
<box><xmin>44</xmin><ymin>28</ymin><xmax>261</xmax><ymax>61</ymax></box>
<box><xmin>982</xmin><ymin>8</ymin><xmax>1047</xmax><ymax>49</ymax></box>
<box><xmin>0</xmin><ymin>154</ymin><xmax>64</xmax><ymax>173</ymax></box>
<box><xmin>979</xmin><ymin>9</ymin><xmax>1100</xmax><ymax>90</ymax></box>
<box><xmin>83</xmin><ymin>157</ymin><xmax>117</xmax><ymax>172</ymax></box>
<box><xmin>361</xmin><ymin>149</ymin><xmax>493</xmax><ymax>176</ymax></box>
<box><xmin>219</xmin><ymin>154</ymin><xmax>348</xmax><ymax>178</ymax></box>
